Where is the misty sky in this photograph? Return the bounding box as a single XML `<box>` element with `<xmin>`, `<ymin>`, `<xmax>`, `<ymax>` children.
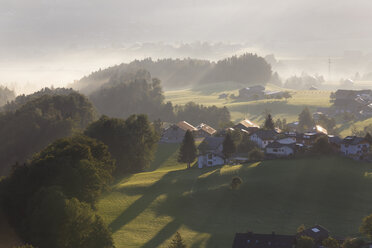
<box><xmin>1</xmin><ymin>0</ymin><xmax>372</xmax><ymax>92</ymax></box>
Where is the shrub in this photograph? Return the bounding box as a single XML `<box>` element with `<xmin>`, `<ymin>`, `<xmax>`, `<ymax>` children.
<box><xmin>248</xmin><ymin>148</ymin><xmax>264</xmax><ymax>161</ymax></box>
<box><xmin>231</xmin><ymin>177</ymin><xmax>243</xmax><ymax>190</ymax></box>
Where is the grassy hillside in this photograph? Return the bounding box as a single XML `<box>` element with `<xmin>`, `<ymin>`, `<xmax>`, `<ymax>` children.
<box><xmin>165</xmin><ymin>84</ymin><xmax>331</xmax><ymax>124</ymax></box>
<box><xmin>98</xmin><ymin>144</ymin><xmax>372</xmax><ymax>248</ymax></box>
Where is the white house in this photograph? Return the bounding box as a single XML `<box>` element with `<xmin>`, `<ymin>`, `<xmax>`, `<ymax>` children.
<box><xmin>340</xmin><ymin>136</ymin><xmax>370</xmax><ymax>159</ymax></box>
<box><xmin>265</xmin><ymin>142</ymin><xmax>295</xmax><ymax>157</ymax></box>
<box><xmin>250</xmin><ymin>130</ymin><xmax>278</xmax><ymax>148</ymax></box>
<box><xmin>197</xmin><ymin>137</ymin><xmax>225</xmax><ymax>168</ymax></box>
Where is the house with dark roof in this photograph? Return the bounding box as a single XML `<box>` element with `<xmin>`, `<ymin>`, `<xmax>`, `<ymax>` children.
<box><xmin>234</xmin><ymin>119</ymin><xmax>260</xmax><ymax>134</ymax></box>
<box><xmin>197</xmin><ymin>137</ymin><xmax>225</xmax><ymax>168</ymax></box>
<box><xmin>232</xmin><ymin>232</ymin><xmax>296</xmax><ymax>248</ymax></box>
<box><xmin>195</xmin><ymin>123</ymin><xmax>217</xmax><ymax>138</ymax></box>
<box><xmin>297</xmin><ymin>225</ymin><xmax>329</xmax><ymax>245</ymax></box>
<box><xmin>250</xmin><ymin>130</ymin><xmax>279</xmax><ymax>148</ymax></box>
<box><xmin>265</xmin><ymin>142</ymin><xmax>295</xmax><ymax>157</ymax></box>
<box><xmin>160</xmin><ymin>121</ymin><xmax>197</xmax><ymax>143</ymax></box>
<box><xmin>340</xmin><ymin>136</ymin><xmax>370</xmax><ymax>159</ymax></box>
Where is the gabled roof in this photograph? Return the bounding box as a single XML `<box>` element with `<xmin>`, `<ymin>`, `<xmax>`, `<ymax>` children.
<box><xmin>328</xmin><ymin>135</ymin><xmax>342</xmax><ymax>145</ymax></box>
<box><xmin>251</xmin><ymin>129</ymin><xmax>278</xmax><ymax>140</ymax></box>
<box><xmin>314</xmin><ymin>125</ymin><xmax>328</xmax><ymax>135</ymax></box>
<box><xmin>342</xmin><ymin>136</ymin><xmax>367</xmax><ymax>145</ymax></box>
<box><xmin>236</xmin><ymin>119</ymin><xmax>259</xmax><ymax>129</ymax></box>
<box><xmin>176</xmin><ymin>121</ymin><xmax>197</xmax><ymax>131</ymax></box>
<box><xmin>232</xmin><ymin>232</ymin><xmax>296</xmax><ymax>248</ymax></box>
<box><xmin>196</xmin><ymin>123</ymin><xmax>217</xmax><ymax>135</ymax></box>
<box><xmin>298</xmin><ymin>225</ymin><xmax>329</xmax><ymax>241</ymax></box>
<box><xmin>198</xmin><ymin>136</ymin><xmax>224</xmax><ymax>152</ymax></box>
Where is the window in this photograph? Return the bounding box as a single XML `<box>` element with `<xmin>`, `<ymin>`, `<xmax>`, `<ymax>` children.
<box><xmin>208</xmin><ymin>161</ymin><xmax>212</xmax><ymax>165</ymax></box>
<box><xmin>208</xmin><ymin>154</ymin><xmax>213</xmax><ymax>159</ymax></box>
<box><xmin>273</xmin><ymin>149</ymin><xmax>278</xmax><ymax>152</ymax></box>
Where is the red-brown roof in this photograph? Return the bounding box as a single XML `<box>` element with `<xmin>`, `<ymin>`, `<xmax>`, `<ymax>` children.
<box><xmin>197</xmin><ymin>123</ymin><xmax>217</xmax><ymax>135</ymax></box>
<box><xmin>176</xmin><ymin>121</ymin><xmax>197</xmax><ymax>131</ymax></box>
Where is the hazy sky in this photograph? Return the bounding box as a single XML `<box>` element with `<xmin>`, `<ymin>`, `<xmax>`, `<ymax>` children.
<box><xmin>1</xmin><ymin>0</ymin><xmax>372</xmax><ymax>92</ymax></box>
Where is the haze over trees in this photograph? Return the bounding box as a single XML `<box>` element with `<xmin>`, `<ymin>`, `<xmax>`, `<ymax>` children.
<box><xmin>0</xmin><ymin>92</ymin><xmax>96</xmax><ymax>175</ymax></box>
<box><xmin>73</xmin><ymin>53</ymin><xmax>272</xmax><ymax>93</ymax></box>
<box><xmin>0</xmin><ymin>86</ymin><xmax>15</xmax><ymax>107</ymax></box>
<box><xmin>85</xmin><ymin>115</ymin><xmax>159</xmax><ymax>174</ymax></box>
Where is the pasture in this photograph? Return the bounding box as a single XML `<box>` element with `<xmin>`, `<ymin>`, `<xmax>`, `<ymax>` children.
<box><xmin>98</xmin><ymin>143</ymin><xmax>372</xmax><ymax>248</ymax></box>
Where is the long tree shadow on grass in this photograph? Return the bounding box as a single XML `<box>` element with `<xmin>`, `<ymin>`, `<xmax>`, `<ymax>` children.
<box><xmin>147</xmin><ymin>143</ymin><xmax>181</xmax><ymax>171</ymax></box>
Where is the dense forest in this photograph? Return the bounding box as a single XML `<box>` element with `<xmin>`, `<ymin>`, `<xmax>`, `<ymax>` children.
<box><xmin>0</xmin><ymin>87</ymin><xmax>76</xmax><ymax>112</ymax></box>
<box><xmin>0</xmin><ymin>86</ymin><xmax>16</xmax><ymax>107</ymax></box>
<box><xmin>73</xmin><ymin>53</ymin><xmax>272</xmax><ymax>93</ymax></box>
<box><xmin>0</xmin><ymin>92</ymin><xmax>95</xmax><ymax>175</ymax></box>
<box><xmin>89</xmin><ymin>69</ymin><xmax>231</xmax><ymax>127</ymax></box>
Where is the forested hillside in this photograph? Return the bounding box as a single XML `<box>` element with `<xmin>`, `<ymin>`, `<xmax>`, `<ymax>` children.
<box><xmin>89</xmin><ymin>69</ymin><xmax>231</xmax><ymax>127</ymax></box>
<box><xmin>73</xmin><ymin>53</ymin><xmax>272</xmax><ymax>93</ymax></box>
<box><xmin>0</xmin><ymin>86</ymin><xmax>15</xmax><ymax>107</ymax></box>
<box><xmin>0</xmin><ymin>92</ymin><xmax>96</xmax><ymax>175</ymax></box>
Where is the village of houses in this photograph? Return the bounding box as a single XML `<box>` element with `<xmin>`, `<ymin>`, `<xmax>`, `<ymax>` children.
<box><xmin>160</xmin><ymin>89</ymin><xmax>372</xmax><ymax>168</ymax></box>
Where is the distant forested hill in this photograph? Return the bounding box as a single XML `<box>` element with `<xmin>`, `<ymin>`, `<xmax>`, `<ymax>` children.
<box><xmin>0</xmin><ymin>86</ymin><xmax>15</xmax><ymax>107</ymax></box>
<box><xmin>0</xmin><ymin>91</ymin><xmax>95</xmax><ymax>175</ymax></box>
<box><xmin>0</xmin><ymin>87</ymin><xmax>76</xmax><ymax>112</ymax></box>
<box><xmin>72</xmin><ymin>53</ymin><xmax>272</xmax><ymax>94</ymax></box>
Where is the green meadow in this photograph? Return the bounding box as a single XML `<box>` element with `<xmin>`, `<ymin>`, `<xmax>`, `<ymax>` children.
<box><xmin>98</xmin><ymin>143</ymin><xmax>372</xmax><ymax>248</ymax></box>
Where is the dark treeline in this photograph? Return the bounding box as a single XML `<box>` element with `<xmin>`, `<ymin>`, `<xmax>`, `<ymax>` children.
<box><xmin>0</xmin><ymin>86</ymin><xmax>15</xmax><ymax>107</ymax></box>
<box><xmin>201</xmin><ymin>53</ymin><xmax>272</xmax><ymax>85</ymax></box>
<box><xmin>74</xmin><ymin>53</ymin><xmax>272</xmax><ymax>93</ymax></box>
<box><xmin>0</xmin><ymin>92</ymin><xmax>95</xmax><ymax>175</ymax></box>
<box><xmin>1</xmin><ymin>87</ymin><xmax>76</xmax><ymax>112</ymax></box>
<box><xmin>1</xmin><ymin>135</ymin><xmax>115</xmax><ymax>248</ymax></box>
<box><xmin>89</xmin><ymin>69</ymin><xmax>231</xmax><ymax>128</ymax></box>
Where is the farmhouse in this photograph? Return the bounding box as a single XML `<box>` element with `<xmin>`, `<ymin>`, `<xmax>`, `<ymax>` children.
<box><xmin>197</xmin><ymin>137</ymin><xmax>225</xmax><ymax>168</ymax></box>
<box><xmin>250</xmin><ymin>130</ymin><xmax>278</xmax><ymax>148</ymax></box>
<box><xmin>238</xmin><ymin>85</ymin><xmax>266</xmax><ymax>100</ymax></box>
<box><xmin>195</xmin><ymin>123</ymin><xmax>217</xmax><ymax>138</ymax></box>
<box><xmin>340</xmin><ymin>136</ymin><xmax>370</xmax><ymax>159</ymax></box>
<box><xmin>160</xmin><ymin>121</ymin><xmax>197</xmax><ymax>143</ymax></box>
<box><xmin>232</xmin><ymin>232</ymin><xmax>296</xmax><ymax>248</ymax></box>
<box><xmin>265</xmin><ymin>142</ymin><xmax>295</xmax><ymax>158</ymax></box>
<box><xmin>234</xmin><ymin>119</ymin><xmax>259</xmax><ymax>133</ymax></box>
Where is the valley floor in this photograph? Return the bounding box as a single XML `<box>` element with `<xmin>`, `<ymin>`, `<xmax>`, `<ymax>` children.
<box><xmin>98</xmin><ymin>143</ymin><xmax>372</xmax><ymax>248</ymax></box>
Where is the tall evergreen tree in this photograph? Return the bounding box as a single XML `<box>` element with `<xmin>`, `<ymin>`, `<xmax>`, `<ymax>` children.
<box><xmin>298</xmin><ymin>107</ymin><xmax>315</xmax><ymax>132</ymax></box>
<box><xmin>222</xmin><ymin>133</ymin><xmax>236</xmax><ymax>162</ymax></box>
<box><xmin>178</xmin><ymin>130</ymin><xmax>197</xmax><ymax>169</ymax></box>
<box><xmin>264</xmin><ymin>114</ymin><xmax>275</xmax><ymax>130</ymax></box>
<box><xmin>168</xmin><ymin>232</ymin><xmax>186</xmax><ymax>248</ymax></box>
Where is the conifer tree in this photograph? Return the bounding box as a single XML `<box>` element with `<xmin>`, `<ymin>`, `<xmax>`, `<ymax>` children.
<box><xmin>223</xmin><ymin>133</ymin><xmax>236</xmax><ymax>163</ymax></box>
<box><xmin>168</xmin><ymin>232</ymin><xmax>186</xmax><ymax>248</ymax></box>
<box><xmin>178</xmin><ymin>130</ymin><xmax>197</xmax><ymax>169</ymax></box>
<box><xmin>264</xmin><ymin>114</ymin><xmax>275</xmax><ymax>130</ymax></box>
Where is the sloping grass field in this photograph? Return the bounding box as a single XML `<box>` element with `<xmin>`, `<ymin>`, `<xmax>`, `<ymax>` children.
<box><xmin>165</xmin><ymin>83</ymin><xmax>332</xmax><ymax>124</ymax></box>
<box><xmin>98</xmin><ymin>144</ymin><xmax>372</xmax><ymax>247</ymax></box>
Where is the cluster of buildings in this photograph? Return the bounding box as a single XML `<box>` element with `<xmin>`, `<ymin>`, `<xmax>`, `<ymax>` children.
<box><xmin>237</xmin><ymin>85</ymin><xmax>290</xmax><ymax>101</ymax></box>
<box><xmin>329</xmin><ymin>89</ymin><xmax>372</xmax><ymax>118</ymax></box>
<box><xmin>160</xmin><ymin>118</ymin><xmax>371</xmax><ymax>169</ymax></box>
<box><xmin>232</xmin><ymin>225</ymin><xmax>334</xmax><ymax>248</ymax></box>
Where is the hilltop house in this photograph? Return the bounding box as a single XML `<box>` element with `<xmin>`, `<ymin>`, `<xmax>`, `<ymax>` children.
<box><xmin>340</xmin><ymin>136</ymin><xmax>370</xmax><ymax>159</ymax></box>
<box><xmin>232</xmin><ymin>232</ymin><xmax>296</xmax><ymax>248</ymax></box>
<box><xmin>234</xmin><ymin>119</ymin><xmax>259</xmax><ymax>133</ymax></box>
<box><xmin>195</xmin><ymin>123</ymin><xmax>217</xmax><ymax>138</ymax></box>
<box><xmin>265</xmin><ymin>142</ymin><xmax>295</xmax><ymax>158</ymax></box>
<box><xmin>250</xmin><ymin>130</ymin><xmax>278</xmax><ymax>148</ymax></box>
<box><xmin>197</xmin><ymin>137</ymin><xmax>225</xmax><ymax>168</ymax></box>
<box><xmin>160</xmin><ymin>121</ymin><xmax>197</xmax><ymax>143</ymax></box>
<box><xmin>238</xmin><ymin>85</ymin><xmax>266</xmax><ymax>100</ymax></box>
